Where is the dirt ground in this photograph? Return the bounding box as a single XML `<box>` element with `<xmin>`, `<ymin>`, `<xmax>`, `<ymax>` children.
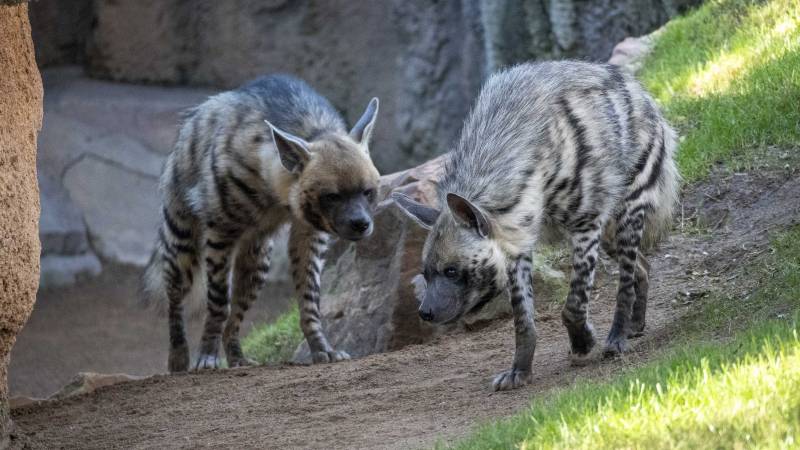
<box><xmin>9</xmin><ymin>266</ymin><xmax>293</xmax><ymax>399</ymax></box>
<box><xmin>10</xmin><ymin>166</ymin><xmax>800</xmax><ymax>449</ymax></box>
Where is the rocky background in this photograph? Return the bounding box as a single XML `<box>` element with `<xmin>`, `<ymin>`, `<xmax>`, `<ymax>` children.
<box><xmin>30</xmin><ymin>0</ymin><xmax>699</xmax><ymax>289</ymax></box>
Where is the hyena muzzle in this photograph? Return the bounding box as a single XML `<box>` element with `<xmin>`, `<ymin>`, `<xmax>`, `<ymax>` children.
<box><xmin>394</xmin><ymin>61</ymin><xmax>679</xmax><ymax>391</ymax></box>
<box><xmin>142</xmin><ymin>74</ymin><xmax>381</xmax><ymax>372</ymax></box>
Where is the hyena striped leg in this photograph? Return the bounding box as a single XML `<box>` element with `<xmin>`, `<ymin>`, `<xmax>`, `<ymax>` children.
<box><xmin>195</xmin><ymin>228</ymin><xmax>235</xmax><ymax>370</ymax></box>
<box><xmin>223</xmin><ymin>232</ymin><xmax>273</xmax><ymax>367</ymax></box>
<box><xmin>563</xmin><ymin>223</ymin><xmax>601</xmax><ymax>361</ymax></box>
<box><xmin>493</xmin><ymin>255</ymin><xmax>536</xmax><ymax>391</ymax></box>
<box><xmin>605</xmin><ymin>205</ymin><xmax>646</xmax><ymax>356</ymax></box>
<box><xmin>161</xmin><ymin>206</ymin><xmax>198</xmax><ymax>373</ymax></box>
<box><xmin>289</xmin><ymin>223</ymin><xmax>349</xmax><ymax>364</ymax></box>
<box><xmin>629</xmin><ymin>252</ymin><xmax>650</xmax><ymax>338</ymax></box>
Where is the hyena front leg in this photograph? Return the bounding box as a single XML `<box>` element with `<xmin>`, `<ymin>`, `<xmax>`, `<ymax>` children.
<box><xmin>223</xmin><ymin>231</ymin><xmax>273</xmax><ymax>367</ymax></box>
<box><xmin>289</xmin><ymin>223</ymin><xmax>349</xmax><ymax>364</ymax></box>
<box><xmin>195</xmin><ymin>227</ymin><xmax>235</xmax><ymax>370</ymax></box>
<box><xmin>629</xmin><ymin>251</ymin><xmax>650</xmax><ymax>338</ymax></box>
<box><xmin>161</xmin><ymin>207</ymin><xmax>198</xmax><ymax>373</ymax></box>
<box><xmin>563</xmin><ymin>222</ymin><xmax>602</xmax><ymax>363</ymax></box>
<box><xmin>493</xmin><ymin>255</ymin><xmax>536</xmax><ymax>391</ymax></box>
<box><xmin>605</xmin><ymin>205</ymin><xmax>646</xmax><ymax>356</ymax></box>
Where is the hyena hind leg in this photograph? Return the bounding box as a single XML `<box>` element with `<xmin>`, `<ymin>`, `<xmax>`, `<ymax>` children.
<box><xmin>605</xmin><ymin>205</ymin><xmax>647</xmax><ymax>357</ymax></box>
<box><xmin>223</xmin><ymin>232</ymin><xmax>273</xmax><ymax>367</ymax></box>
<box><xmin>600</xmin><ymin>242</ymin><xmax>650</xmax><ymax>339</ymax></box>
<box><xmin>195</xmin><ymin>227</ymin><xmax>235</xmax><ymax>370</ymax></box>
<box><xmin>562</xmin><ymin>222</ymin><xmax>602</xmax><ymax>364</ymax></box>
<box><xmin>158</xmin><ymin>206</ymin><xmax>199</xmax><ymax>373</ymax></box>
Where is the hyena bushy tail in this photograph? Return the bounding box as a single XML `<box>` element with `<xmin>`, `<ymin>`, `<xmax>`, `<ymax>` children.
<box><xmin>640</xmin><ymin>123</ymin><xmax>680</xmax><ymax>251</ymax></box>
<box><xmin>140</xmin><ymin>245</ymin><xmax>207</xmax><ymax>318</ymax></box>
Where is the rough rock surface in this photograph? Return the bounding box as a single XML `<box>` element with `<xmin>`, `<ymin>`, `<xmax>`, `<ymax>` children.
<box><xmin>82</xmin><ymin>0</ymin><xmax>485</xmax><ymax>173</ymax></box>
<box><xmin>37</xmin><ymin>0</ymin><xmax>701</xmax><ymax>172</ymax></box>
<box><xmin>0</xmin><ymin>3</ymin><xmax>43</xmax><ymax>445</ymax></box>
<box><xmin>35</xmin><ymin>68</ymin><xmax>207</xmax><ymax>284</ymax></box>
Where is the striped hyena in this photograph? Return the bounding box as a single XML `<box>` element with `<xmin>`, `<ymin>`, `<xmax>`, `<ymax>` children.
<box><xmin>394</xmin><ymin>61</ymin><xmax>679</xmax><ymax>390</ymax></box>
<box><xmin>143</xmin><ymin>75</ymin><xmax>380</xmax><ymax>372</ymax></box>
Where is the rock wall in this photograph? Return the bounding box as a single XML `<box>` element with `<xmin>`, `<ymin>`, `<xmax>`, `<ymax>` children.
<box><xmin>30</xmin><ymin>0</ymin><xmax>699</xmax><ymax>173</ymax></box>
<box><xmin>0</xmin><ymin>2</ymin><xmax>43</xmax><ymax>444</ymax></box>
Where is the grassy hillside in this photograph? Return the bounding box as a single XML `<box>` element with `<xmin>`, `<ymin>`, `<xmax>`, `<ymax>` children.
<box><xmin>641</xmin><ymin>0</ymin><xmax>800</xmax><ymax>181</ymax></box>
<box><xmin>451</xmin><ymin>226</ymin><xmax>800</xmax><ymax>449</ymax></box>
<box><xmin>451</xmin><ymin>0</ymin><xmax>800</xmax><ymax>447</ymax></box>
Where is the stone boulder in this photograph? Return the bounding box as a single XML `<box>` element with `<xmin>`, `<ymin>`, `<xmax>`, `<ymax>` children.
<box><xmin>0</xmin><ymin>3</ymin><xmax>43</xmax><ymax>444</ymax></box>
<box><xmin>294</xmin><ymin>153</ymin><xmax>573</xmax><ymax>362</ymax></box>
<box><xmin>10</xmin><ymin>372</ymin><xmax>142</xmax><ymax>408</ymax></box>
<box><xmin>608</xmin><ymin>30</ymin><xmax>662</xmax><ymax>75</ymax></box>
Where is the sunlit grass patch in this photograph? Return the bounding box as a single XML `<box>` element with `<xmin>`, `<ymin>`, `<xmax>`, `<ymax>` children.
<box><xmin>451</xmin><ymin>225</ymin><xmax>800</xmax><ymax>449</ymax></box>
<box><xmin>640</xmin><ymin>0</ymin><xmax>800</xmax><ymax>181</ymax></box>
<box><xmin>242</xmin><ymin>304</ymin><xmax>303</xmax><ymax>364</ymax></box>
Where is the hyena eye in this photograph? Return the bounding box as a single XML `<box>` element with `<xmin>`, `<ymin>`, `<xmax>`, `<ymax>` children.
<box><xmin>322</xmin><ymin>192</ymin><xmax>341</xmax><ymax>203</ymax></box>
<box><xmin>443</xmin><ymin>267</ymin><xmax>459</xmax><ymax>279</ymax></box>
<box><xmin>364</xmin><ymin>188</ymin><xmax>376</xmax><ymax>201</ymax></box>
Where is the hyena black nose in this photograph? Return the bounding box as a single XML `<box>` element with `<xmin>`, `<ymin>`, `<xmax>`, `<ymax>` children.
<box><xmin>350</xmin><ymin>218</ymin><xmax>371</xmax><ymax>233</ymax></box>
<box><xmin>419</xmin><ymin>308</ymin><xmax>434</xmax><ymax>322</ymax></box>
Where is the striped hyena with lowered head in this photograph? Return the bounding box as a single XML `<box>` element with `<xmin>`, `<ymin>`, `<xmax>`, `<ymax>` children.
<box><xmin>142</xmin><ymin>75</ymin><xmax>381</xmax><ymax>372</ymax></box>
<box><xmin>394</xmin><ymin>61</ymin><xmax>679</xmax><ymax>390</ymax></box>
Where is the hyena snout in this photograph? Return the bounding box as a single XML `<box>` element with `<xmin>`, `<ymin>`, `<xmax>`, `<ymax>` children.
<box><xmin>333</xmin><ymin>202</ymin><xmax>373</xmax><ymax>241</ymax></box>
<box><xmin>417</xmin><ymin>278</ymin><xmax>463</xmax><ymax>324</ymax></box>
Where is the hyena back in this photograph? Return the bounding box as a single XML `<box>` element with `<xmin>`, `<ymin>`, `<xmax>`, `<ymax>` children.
<box><xmin>394</xmin><ymin>61</ymin><xmax>678</xmax><ymax>390</ymax></box>
<box><xmin>142</xmin><ymin>75</ymin><xmax>380</xmax><ymax>372</ymax></box>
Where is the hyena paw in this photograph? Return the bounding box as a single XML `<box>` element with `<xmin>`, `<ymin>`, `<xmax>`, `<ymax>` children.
<box><xmin>603</xmin><ymin>335</ymin><xmax>630</xmax><ymax>357</ymax></box>
<box><xmin>168</xmin><ymin>344</ymin><xmax>190</xmax><ymax>373</ymax></box>
<box><xmin>567</xmin><ymin>323</ymin><xmax>596</xmax><ymax>357</ymax></box>
<box><xmin>227</xmin><ymin>356</ymin><xmax>256</xmax><ymax>368</ymax></box>
<box><xmin>492</xmin><ymin>368</ymin><xmax>532</xmax><ymax>391</ymax></box>
<box><xmin>311</xmin><ymin>350</ymin><xmax>351</xmax><ymax>364</ymax></box>
<box><xmin>628</xmin><ymin>321</ymin><xmax>646</xmax><ymax>338</ymax></box>
<box><xmin>193</xmin><ymin>353</ymin><xmax>222</xmax><ymax>370</ymax></box>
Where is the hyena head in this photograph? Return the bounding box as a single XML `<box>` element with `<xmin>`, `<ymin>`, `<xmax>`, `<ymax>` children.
<box><xmin>268</xmin><ymin>99</ymin><xmax>380</xmax><ymax>241</ymax></box>
<box><xmin>393</xmin><ymin>192</ymin><xmax>508</xmax><ymax>323</ymax></box>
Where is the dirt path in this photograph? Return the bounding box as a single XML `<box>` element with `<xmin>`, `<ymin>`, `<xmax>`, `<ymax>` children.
<box><xmin>11</xmin><ymin>167</ymin><xmax>800</xmax><ymax>449</ymax></box>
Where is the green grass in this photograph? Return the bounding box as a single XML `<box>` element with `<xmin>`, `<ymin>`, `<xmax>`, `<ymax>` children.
<box><xmin>451</xmin><ymin>226</ymin><xmax>800</xmax><ymax>449</ymax></box>
<box><xmin>639</xmin><ymin>0</ymin><xmax>800</xmax><ymax>181</ymax></box>
<box><xmin>241</xmin><ymin>304</ymin><xmax>304</xmax><ymax>364</ymax></box>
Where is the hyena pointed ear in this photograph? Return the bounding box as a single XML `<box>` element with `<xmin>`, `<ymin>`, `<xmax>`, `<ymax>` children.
<box><xmin>266</xmin><ymin>120</ymin><xmax>311</xmax><ymax>174</ymax></box>
<box><xmin>349</xmin><ymin>97</ymin><xmax>379</xmax><ymax>147</ymax></box>
<box><xmin>446</xmin><ymin>193</ymin><xmax>491</xmax><ymax>238</ymax></box>
<box><xmin>392</xmin><ymin>191</ymin><xmax>439</xmax><ymax>230</ymax></box>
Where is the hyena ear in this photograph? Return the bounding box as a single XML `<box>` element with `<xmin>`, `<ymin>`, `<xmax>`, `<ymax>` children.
<box><xmin>266</xmin><ymin>120</ymin><xmax>311</xmax><ymax>174</ymax></box>
<box><xmin>349</xmin><ymin>97</ymin><xmax>379</xmax><ymax>147</ymax></box>
<box><xmin>392</xmin><ymin>191</ymin><xmax>439</xmax><ymax>230</ymax></box>
<box><xmin>446</xmin><ymin>193</ymin><xmax>491</xmax><ymax>238</ymax></box>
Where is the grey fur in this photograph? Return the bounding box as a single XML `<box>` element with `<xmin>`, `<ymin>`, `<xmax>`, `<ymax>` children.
<box><xmin>142</xmin><ymin>74</ymin><xmax>381</xmax><ymax>371</ymax></box>
<box><xmin>394</xmin><ymin>61</ymin><xmax>679</xmax><ymax>390</ymax></box>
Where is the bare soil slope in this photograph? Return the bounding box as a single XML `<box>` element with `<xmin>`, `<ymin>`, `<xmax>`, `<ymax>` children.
<box><xmin>11</xmin><ymin>167</ymin><xmax>800</xmax><ymax>449</ymax></box>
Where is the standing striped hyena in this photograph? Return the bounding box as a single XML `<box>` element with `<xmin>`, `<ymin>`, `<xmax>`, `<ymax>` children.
<box><xmin>142</xmin><ymin>75</ymin><xmax>381</xmax><ymax>372</ymax></box>
<box><xmin>394</xmin><ymin>61</ymin><xmax>679</xmax><ymax>390</ymax></box>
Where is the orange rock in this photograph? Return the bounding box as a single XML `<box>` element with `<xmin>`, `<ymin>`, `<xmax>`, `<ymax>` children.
<box><xmin>0</xmin><ymin>2</ymin><xmax>43</xmax><ymax>444</ymax></box>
